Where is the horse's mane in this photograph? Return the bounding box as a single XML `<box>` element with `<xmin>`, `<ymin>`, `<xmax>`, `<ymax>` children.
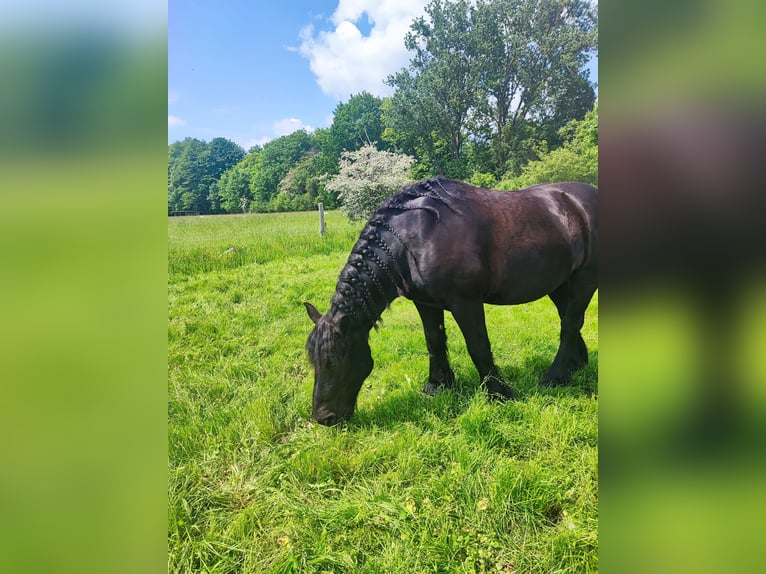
<box><xmin>377</xmin><ymin>177</ymin><xmax>461</xmax><ymax>221</ymax></box>
<box><xmin>307</xmin><ymin>178</ymin><xmax>464</xmax><ymax>366</ymax></box>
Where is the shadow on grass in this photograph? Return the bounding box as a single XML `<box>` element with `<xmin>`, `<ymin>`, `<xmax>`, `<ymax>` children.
<box><xmin>351</xmin><ymin>372</ymin><xmax>477</xmax><ymax>430</ymax></box>
<box><xmin>514</xmin><ymin>350</ymin><xmax>599</xmax><ymax>399</ymax></box>
<box><xmin>348</xmin><ymin>351</ymin><xmax>598</xmax><ymax>429</ymax></box>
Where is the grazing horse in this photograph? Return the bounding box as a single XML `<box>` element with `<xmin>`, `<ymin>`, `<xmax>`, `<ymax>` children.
<box><xmin>305</xmin><ymin>177</ymin><xmax>597</xmax><ymax>426</ymax></box>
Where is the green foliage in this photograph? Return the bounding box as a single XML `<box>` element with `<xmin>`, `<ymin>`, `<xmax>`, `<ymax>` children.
<box><xmin>216</xmin><ymin>165</ymin><xmax>254</xmax><ymax>213</ymax></box>
<box><xmin>168</xmin><ymin>211</ymin><xmax>598</xmax><ymax>573</ymax></box>
<box><xmin>168</xmin><ymin>0</ymin><xmax>599</xmax><ymax>215</ymax></box>
<box><xmin>499</xmin><ymin>103</ymin><xmax>598</xmax><ymax>189</ymax></box>
<box><xmin>213</xmin><ymin>150</ymin><xmax>261</xmax><ymax>213</ymax></box>
<box><xmin>325</xmin><ymin>144</ymin><xmax>415</xmax><ymax>221</ymax></box>
<box><xmin>320</xmin><ymin>92</ymin><xmax>388</xmax><ymax>170</ymax></box>
<box><xmin>385</xmin><ymin>0</ymin><xmax>477</xmax><ymax>178</ymax></box>
<box><xmin>469</xmin><ymin>171</ymin><xmax>498</xmax><ymax>189</ymax></box>
<box><xmin>472</xmin><ymin>0</ymin><xmax>597</xmax><ymax>174</ymax></box>
<box><xmin>279</xmin><ymin>151</ymin><xmax>321</xmax><ymax>198</ymax></box>
<box><xmin>508</xmin><ymin>145</ymin><xmax>597</xmax><ymax>189</ymax></box>
<box><xmin>251</xmin><ymin>130</ymin><xmax>316</xmax><ymax>203</ymax></box>
<box><xmin>208</xmin><ymin>137</ymin><xmax>248</xmax><ymax>180</ymax></box>
<box><xmin>211</xmin><ymin>130</ymin><xmax>335</xmax><ymax>215</ymax></box>
<box><xmin>168</xmin><ymin>137</ymin><xmax>244</xmax><ymax>213</ymax></box>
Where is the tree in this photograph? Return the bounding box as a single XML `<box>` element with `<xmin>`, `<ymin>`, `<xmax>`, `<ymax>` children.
<box><xmin>386</xmin><ymin>0</ymin><xmax>477</xmax><ymax>178</ymax></box>
<box><xmin>251</xmin><ymin>130</ymin><xmax>315</xmax><ymax>203</ymax></box>
<box><xmin>168</xmin><ymin>138</ymin><xmax>212</xmax><ymax>213</ymax></box>
<box><xmin>168</xmin><ymin>137</ymin><xmax>244</xmax><ymax>213</ymax></box>
<box><xmin>381</xmin><ymin>73</ymin><xmax>442</xmax><ymax>178</ymax></box>
<box><xmin>205</xmin><ymin>137</ymin><xmax>245</xmax><ymax>213</ymax></box>
<box><xmin>279</xmin><ymin>151</ymin><xmax>322</xmax><ymax>197</ymax></box>
<box><xmin>213</xmin><ymin>148</ymin><xmax>261</xmax><ymax>212</ymax></box>
<box><xmin>207</xmin><ymin>137</ymin><xmax>245</xmax><ymax>179</ymax></box>
<box><xmin>216</xmin><ymin>166</ymin><xmax>253</xmax><ymax>212</ymax></box>
<box><xmin>499</xmin><ymin>102</ymin><xmax>598</xmax><ymax>189</ymax></box>
<box><xmin>472</xmin><ymin>0</ymin><xmax>596</xmax><ymax>175</ymax></box>
<box><xmin>385</xmin><ymin>0</ymin><xmax>597</xmax><ymax>179</ymax></box>
<box><xmin>329</xmin><ymin>93</ymin><xmax>386</xmax><ymax>153</ymax></box>
<box><xmin>325</xmin><ymin>144</ymin><xmax>415</xmax><ymax>221</ymax></box>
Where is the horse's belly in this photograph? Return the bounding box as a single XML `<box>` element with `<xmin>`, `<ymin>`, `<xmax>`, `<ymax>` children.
<box><xmin>484</xmin><ymin>288</ymin><xmax>552</xmax><ymax>306</ymax></box>
<box><xmin>485</xmin><ymin>248</ymin><xmax>574</xmax><ymax>305</ymax></box>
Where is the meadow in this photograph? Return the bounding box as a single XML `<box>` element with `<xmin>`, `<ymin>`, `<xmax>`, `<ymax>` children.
<box><xmin>168</xmin><ymin>210</ymin><xmax>598</xmax><ymax>573</ymax></box>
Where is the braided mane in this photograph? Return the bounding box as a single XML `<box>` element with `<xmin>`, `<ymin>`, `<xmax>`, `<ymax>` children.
<box><xmin>379</xmin><ymin>177</ymin><xmax>460</xmax><ymax>221</ymax></box>
<box><xmin>307</xmin><ymin>178</ymin><xmax>461</xmax><ymax>367</ymax></box>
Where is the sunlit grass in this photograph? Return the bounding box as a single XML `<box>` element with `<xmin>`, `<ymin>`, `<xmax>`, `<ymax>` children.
<box><xmin>168</xmin><ymin>211</ymin><xmax>598</xmax><ymax>573</ymax></box>
<box><xmin>168</xmin><ymin>211</ymin><xmax>361</xmax><ymax>277</ymax></box>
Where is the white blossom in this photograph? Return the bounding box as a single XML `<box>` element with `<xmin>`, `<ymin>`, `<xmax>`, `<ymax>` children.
<box><xmin>325</xmin><ymin>144</ymin><xmax>415</xmax><ymax>221</ymax></box>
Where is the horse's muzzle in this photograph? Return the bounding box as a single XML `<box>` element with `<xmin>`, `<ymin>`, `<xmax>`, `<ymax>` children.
<box><xmin>313</xmin><ymin>406</ymin><xmax>352</xmax><ymax>426</ymax></box>
<box><xmin>316</xmin><ymin>412</ymin><xmax>338</xmax><ymax>426</ymax></box>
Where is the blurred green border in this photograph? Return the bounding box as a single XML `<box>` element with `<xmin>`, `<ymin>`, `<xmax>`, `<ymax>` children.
<box><xmin>0</xmin><ymin>24</ymin><xmax>168</xmax><ymax>574</ymax></box>
<box><xmin>2</xmin><ymin>1</ymin><xmax>765</xmax><ymax>572</ymax></box>
<box><xmin>601</xmin><ymin>0</ymin><xmax>766</xmax><ymax>572</ymax></box>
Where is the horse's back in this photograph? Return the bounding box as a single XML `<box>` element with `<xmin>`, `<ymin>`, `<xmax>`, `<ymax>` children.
<box><xmin>485</xmin><ymin>181</ymin><xmax>596</xmax><ymax>219</ymax></box>
<box><xmin>460</xmin><ymin>181</ymin><xmax>597</xmax><ymax>253</ymax></box>
<box><xmin>394</xmin><ymin>178</ymin><xmax>597</xmax><ymax>305</ymax></box>
<box><xmin>518</xmin><ymin>182</ymin><xmax>598</xmax><ymax>264</ymax></box>
<box><xmin>522</xmin><ymin>181</ymin><xmax>597</xmax><ymax>228</ymax></box>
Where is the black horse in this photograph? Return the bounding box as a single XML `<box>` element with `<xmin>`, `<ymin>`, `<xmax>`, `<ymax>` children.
<box><xmin>305</xmin><ymin>177</ymin><xmax>597</xmax><ymax>426</ymax></box>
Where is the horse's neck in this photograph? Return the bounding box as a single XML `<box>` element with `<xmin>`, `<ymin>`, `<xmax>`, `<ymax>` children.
<box><xmin>331</xmin><ymin>224</ymin><xmax>407</xmax><ymax>329</ymax></box>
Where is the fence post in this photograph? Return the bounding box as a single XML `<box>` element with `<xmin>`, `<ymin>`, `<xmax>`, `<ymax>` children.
<box><xmin>318</xmin><ymin>202</ymin><xmax>325</xmax><ymax>236</ymax></box>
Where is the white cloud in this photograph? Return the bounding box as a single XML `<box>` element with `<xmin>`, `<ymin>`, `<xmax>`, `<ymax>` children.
<box><xmin>273</xmin><ymin>117</ymin><xmax>314</xmax><ymax>136</ymax></box>
<box><xmin>299</xmin><ymin>0</ymin><xmax>428</xmax><ymax>100</ymax></box>
<box><xmin>242</xmin><ymin>137</ymin><xmax>271</xmax><ymax>150</ymax></box>
<box><xmin>168</xmin><ymin>115</ymin><xmax>187</xmax><ymax>127</ymax></box>
<box><xmin>238</xmin><ymin>117</ymin><xmax>315</xmax><ymax>150</ymax></box>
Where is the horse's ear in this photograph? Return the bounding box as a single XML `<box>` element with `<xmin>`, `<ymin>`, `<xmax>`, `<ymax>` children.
<box><xmin>304</xmin><ymin>302</ymin><xmax>322</xmax><ymax>324</ymax></box>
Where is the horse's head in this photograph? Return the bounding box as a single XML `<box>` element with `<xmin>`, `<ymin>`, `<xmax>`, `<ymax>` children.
<box><xmin>304</xmin><ymin>302</ymin><xmax>374</xmax><ymax>426</ymax></box>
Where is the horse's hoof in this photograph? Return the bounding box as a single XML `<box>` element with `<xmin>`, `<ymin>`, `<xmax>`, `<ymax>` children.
<box><xmin>423</xmin><ymin>381</ymin><xmax>440</xmax><ymax>395</ymax></box>
<box><xmin>483</xmin><ymin>377</ymin><xmax>516</xmax><ymax>401</ymax></box>
<box><xmin>423</xmin><ymin>371</ymin><xmax>454</xmax><ymax>396</ymax></box>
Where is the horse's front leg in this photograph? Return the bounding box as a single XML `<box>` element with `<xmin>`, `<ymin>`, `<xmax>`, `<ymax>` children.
<box><xmin>450</xmin><ymin>300</ymin><xmax>515</xmax><ymax>401</ymax></box>
<box><xmin>414</xmin><ymin>302</ymin><xmax>455</xmax><ymax>395</ymax></box>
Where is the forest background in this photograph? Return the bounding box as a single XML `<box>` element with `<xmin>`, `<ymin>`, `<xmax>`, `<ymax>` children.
<box><xmin>168</xmin><ymin>0</ymin><xmax>598</xmax><ymax>215</ymax></box>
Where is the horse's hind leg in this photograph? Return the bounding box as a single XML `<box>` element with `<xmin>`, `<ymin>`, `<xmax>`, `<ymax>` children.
<box><xmin>415</xmin><ymin>302</ymin><xmax>455</xmax><ymax>395</ymax></box>
<box><xmin>542</xmin><ymin>268</ymin><xmax>597</xmax><ymax>387</ymax></box>
<box><xmin>548</xmin><ymin>282</ymin><xmax>589</xmax><ymax>369</ymax></box>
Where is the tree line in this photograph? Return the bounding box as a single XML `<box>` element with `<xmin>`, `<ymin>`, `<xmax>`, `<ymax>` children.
<box><xmin>168</xmin><ymin>0</ymin><xmax>598</xmax><ymax>215</ymax></box>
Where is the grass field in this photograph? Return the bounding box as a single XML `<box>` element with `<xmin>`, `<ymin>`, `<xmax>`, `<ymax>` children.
<box><xmin>168</xmin><ymin>210</ymin><xmax>598</xmax><ymax>573</ymax></box>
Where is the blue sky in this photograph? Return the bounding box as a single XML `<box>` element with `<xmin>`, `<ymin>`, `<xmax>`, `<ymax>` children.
<box><xmin>169</xmin><ymin>0</ymin><xmax>597</xmax><ymax>150</ymax></box>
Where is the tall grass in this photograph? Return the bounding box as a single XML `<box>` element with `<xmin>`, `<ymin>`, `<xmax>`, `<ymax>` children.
<box><xmin>168</xmin><ymin>210</ymin><xmax>598</xmax><ymax>573</ymax></box>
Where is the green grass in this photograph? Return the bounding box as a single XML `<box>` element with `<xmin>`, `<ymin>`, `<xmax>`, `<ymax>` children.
<box><xmin>168</xmin><ymin>211</ymin><xmax>360</xmax><ymax>278</ymax></box>
<box><xmin>168</xmin><ymin>210</ymin><xmax>598</xmax><ymax>573</ymax></box>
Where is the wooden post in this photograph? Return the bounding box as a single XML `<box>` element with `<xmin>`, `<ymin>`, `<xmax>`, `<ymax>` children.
<box><xmin>318</xmin><ymin>202</ymin><xmax>325</xmax><ymax>236</ymax></box>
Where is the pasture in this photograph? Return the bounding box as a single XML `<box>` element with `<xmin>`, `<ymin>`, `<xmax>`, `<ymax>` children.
<box><xmin>168</xmin><ymin>210</ymin><xmax>598</xmax><ymax>573</ymax></box>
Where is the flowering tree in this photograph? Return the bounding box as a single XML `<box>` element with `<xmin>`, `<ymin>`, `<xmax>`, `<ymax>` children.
<box><xmin>325</xmin><ymin>144</ymin><xmax>415</xmax><ymax>221</ymax></box>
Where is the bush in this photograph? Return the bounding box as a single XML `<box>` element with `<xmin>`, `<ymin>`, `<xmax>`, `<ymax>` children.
<box><xmin>499</xmin><ymin>145</ymin><xmax>597</xmax><ymax>189</ymax></box>
<box><xmin>325</xmin><ymin>144</ymin><xmax>415</xmax><ymax>221</ymax></box>
<box><xmin>470</xmin><ymin>172</ymin><xmax>498</xmax><ymax>189</ymax></box>
<box><xmin>498</xmin><ymin>103</ymin><xmax>598</xmax><ymax>189</ymax></box>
